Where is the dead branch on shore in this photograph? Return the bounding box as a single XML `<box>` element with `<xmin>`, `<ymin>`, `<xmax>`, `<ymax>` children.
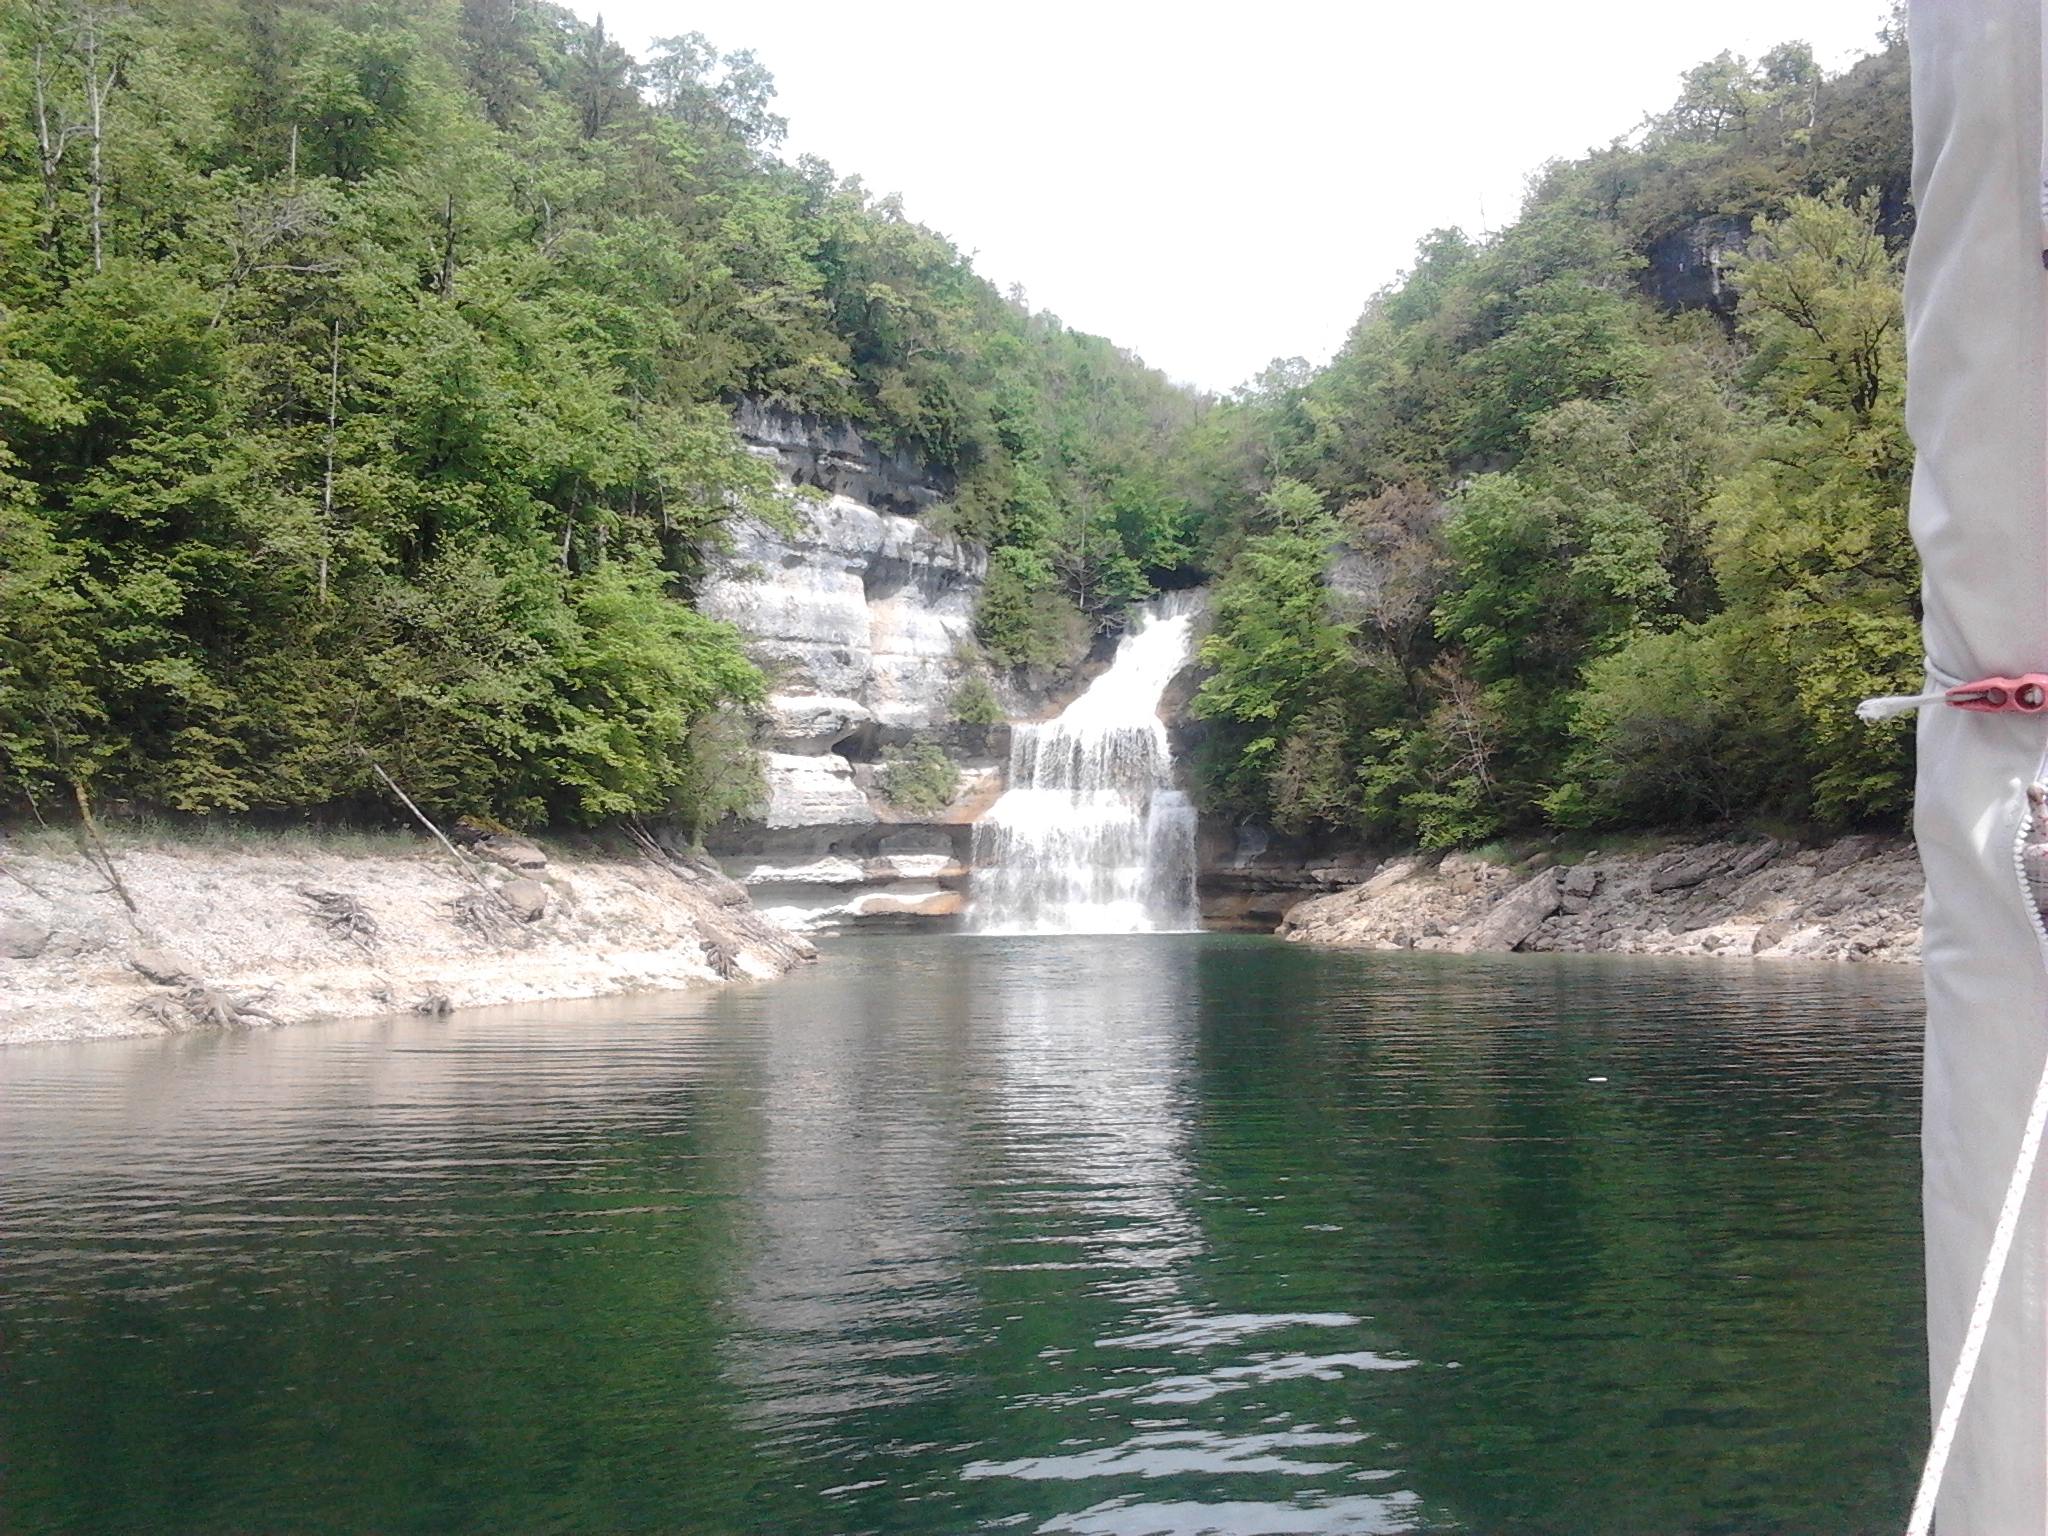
<box><xmin>70</xmin><ymin>779</ymin><xmax>139</xmax><ymax>923</ymax></box>
<box><xmin>132</xmin><ymin>981</ymin><xmax>280</xmax><ymax>1031</ymax></box>
<box><xmin>297</xmin><ymin>885</ymin><xmax>380</xmax><ymax>951</ymax></box>
<box><xmin>0</xmin><ymin>854</ymin><xmax>50</xmax><ymax>900</ymax></box>
<box><xmin>701</xmin><ymin>938</ymin><xmax>741</xmax><ymax>979</ymax></box>
<box><xmin>623</xmin><ymin>816</ymin><xmax>815</xmax><ymax>969</ymax></box>
<box><xmin>365</xmin><ymin>757</ymin><xmax>483</xmax><ymax>879</ymax></box>
<box><xmin>362</xmin><ymin>754</ymin><xmax>529</xmax><ymax>945</ymax></box>
<box><xmin>451</xmin><ymin>888</ymin><xmax>521</xmax><ymax>945</ymax></box>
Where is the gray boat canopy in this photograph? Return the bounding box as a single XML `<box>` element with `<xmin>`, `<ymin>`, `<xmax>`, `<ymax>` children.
<box><xmin>1898</xmin><ymin>1</ymin><xmax>2048</xmax><ymax>1527</ymax></box>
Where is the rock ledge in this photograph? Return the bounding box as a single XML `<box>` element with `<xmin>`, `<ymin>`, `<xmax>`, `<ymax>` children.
<box><xmin>1280</xmin><ymin>834</ymin><xmax>1920</xmax><ymax>963</ymax></box>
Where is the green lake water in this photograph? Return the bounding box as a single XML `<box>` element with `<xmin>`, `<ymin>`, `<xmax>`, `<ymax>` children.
<box><xmin>0</xmin><ymin>936</ymin><xmax>1926</xmax><ymax>1534</ymax></box>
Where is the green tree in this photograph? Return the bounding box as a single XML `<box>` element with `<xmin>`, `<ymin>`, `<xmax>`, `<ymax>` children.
<box><xmin>1193</xmin><ymin>481</ymin><xmax>1356</xmax><ymax>831</ymax></box>
<box><xmin>1546</xmin><ymin>619</ymin><xmax>1798</xmax><ymax>828</ymax></box>
<box><xmin>1710</xmin><ymin>189</ymin><xmax>1914</xmax><ymax>822</ymax></box>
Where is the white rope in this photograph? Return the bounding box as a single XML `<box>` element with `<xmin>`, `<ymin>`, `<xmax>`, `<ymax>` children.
<box><xmin>1905</xmin><ymin>1046</ymin><xmax>2048</xmax><ymax>1535</ymax></box>
<box><xmin>1858</xmin><ymin>691</ymin><xmax>1952</xmax><ymax>722</ymax></box>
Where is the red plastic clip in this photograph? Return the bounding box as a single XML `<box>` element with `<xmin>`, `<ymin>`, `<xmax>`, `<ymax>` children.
<box><xmin>1947</xmin><ymin>675</ymin><xmax>2048</xmax><ymax>712</ymax></box>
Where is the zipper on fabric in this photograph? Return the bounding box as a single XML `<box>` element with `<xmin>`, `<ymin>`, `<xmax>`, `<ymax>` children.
<box><xmin>1906</xmin><ymin>750</ymin><xmax>2048</xmax><ymax>1536</ymax></box>
<box><xmin>2014</xmin><ymin>769</ymin><xmax>2048</xmax><ymax>954</ymax></box>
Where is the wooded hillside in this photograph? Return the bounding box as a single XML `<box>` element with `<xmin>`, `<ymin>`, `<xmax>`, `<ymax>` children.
<box><xmin>0</xmin><ymin>0</ymin><xmax>1198</xmax><ymax>829</ymax></box>
<box><xmin>1</xmin><ymin>2</ymin><xmax>1918</xmax><ymax>848</ymax></box>
<box><xmin>1186</xmin><ymin>17</ymin><xmax>1916</xmax><ymax>846</ymax></box>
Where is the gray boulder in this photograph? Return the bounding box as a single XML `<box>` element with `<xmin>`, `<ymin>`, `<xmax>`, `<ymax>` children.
<box><xmin>1449</xmin><ymin>869</ymin><xmax>1562</xmax><ymax>953</ymax></box>
<box><xmin>1650</xmin><ymin>848</ymin><xmax>1734</xmax><ymax>893</ymax></box>
<box><xmin>0</xmin><ymin>919</ymin><xmax>52</xmax><ymax>959</ymax></box>
<box><xmin>1359</xmin><ymin>856</ymin><xmax>1427</xmax><ymax>896</ymax></box>
<box><xmin>130</xmin><ymin>947</ymin><xmax>191</xmax><ymax>984</ymax></box>
<box><xmin>497</xmin><ymin>879</ymin><xmax>550</xmax><ymax>923</ymax></box>
<box><xmin>1751</xmin><ymin>915</ymin><xmax>1800</xmax><ymax>954</ymax></box>
<box><xmin>1812</xmin><ymin>834</ymin><xmax>1884</xmax><ymax>878</ymax></box>
<box><xmin>476</xmin><ymin>837</ymin><xmax>548</xmax><ymax>873</ymax></box>
<box><xmin>1725</xmin><ymin>838</ymin><xmax>1783</xmax><ymax>881</ymax></box>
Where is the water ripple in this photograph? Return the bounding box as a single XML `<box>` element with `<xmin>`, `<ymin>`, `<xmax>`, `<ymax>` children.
<box><xmin>0</xmin><ymin>937</ymin><xmax>1925</xmax><ymax>1534</ymax></box>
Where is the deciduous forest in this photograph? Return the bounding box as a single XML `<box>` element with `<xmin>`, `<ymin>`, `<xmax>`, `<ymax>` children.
<box><xmin>0</xmin><ymin>0</ymin><xmax>1916</xmax><ymax>848</ymax></box>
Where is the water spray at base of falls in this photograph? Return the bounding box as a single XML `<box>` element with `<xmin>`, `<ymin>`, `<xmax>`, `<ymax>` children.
<box><xmin>967</xmin><ymin>592</ymin><xmax>1204</xmax><ymax>935</ymax></box>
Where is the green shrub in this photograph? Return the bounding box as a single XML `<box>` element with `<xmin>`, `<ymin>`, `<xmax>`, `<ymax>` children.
<box><xmin>977</xmin><ymin>546</ymin><xmax>1086</xmax><ymax>670</ymax></box>
<box><xmin>1544</xmin><ymin>619</ymin><xmax>1795</xmax><ymax>829</ymax></box>
<box><xmin>878</xmin><ymin>741</ymin><xmax>959</xmax><ymax>817</ymax></box>
<box><xmin>950</xmin><ymin>672</ymin><xmax>1004</xmax><ymax>726</ymax></box>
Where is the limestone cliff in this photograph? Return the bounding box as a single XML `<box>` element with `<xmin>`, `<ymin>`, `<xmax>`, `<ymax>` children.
<box><xmin>697</xmin><ymin>405</ymin><xmax>996</xmax><ymax>929</ymax></box>
<box><xmin>733</xmin><ymin>398</ymin><xmax>955</xmax><ymax>520</ymax></box>
<box><xmin>697</xmin><ymin>488</ymin><xmax>986</xmax><ymax>747</ymax></box>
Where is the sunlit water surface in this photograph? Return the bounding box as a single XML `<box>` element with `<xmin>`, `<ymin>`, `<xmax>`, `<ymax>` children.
<box><xmin>0</xmin><ymin>937</ymin><xmax>1924</xmax><ymax>1534</ymax></box>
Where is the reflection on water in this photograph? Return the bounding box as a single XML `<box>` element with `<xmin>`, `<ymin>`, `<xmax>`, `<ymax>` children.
<box><xmin>0</xmin><ymin>937</ymin><xmax>1924</xmax><ymax>1534</ymax></box>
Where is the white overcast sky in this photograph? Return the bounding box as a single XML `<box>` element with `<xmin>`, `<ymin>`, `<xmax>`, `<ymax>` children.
<box><xmin>572</xmin><ymin>1</ymin><xmax>1896</xmax><ymax>394</ymax></box>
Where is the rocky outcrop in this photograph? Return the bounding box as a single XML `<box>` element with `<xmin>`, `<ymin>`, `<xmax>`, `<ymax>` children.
<box><xmin>764</xmin><ymin>693</ymin><xmax>871</xmax><ymax>753</ymax></box>
<box><xmin>697</xmin><ymin>490</ymin><xmax>986</xmax><ymax>746</ymax></box>
<box><xmin>1280</xmin><ymin>833</ymin><xmax>1922</xmax><ymax>963</ymax></box>
<box><xmin>129</xmin><ymin>946</ymin><xmax>191</xmax><ymax>984</ymax></box>
<box><xmin>736</xmin><ymin>398</ymin><xmax>955</xmax><ymax>520</ymax></box>
<box><xmin>1196</xmin><ymin>821</ymin><xmax>1375</xmax><ymax>930</ymax></box>
<box><xmin>470</xmin><ymin>834</ymin><xmax>548</xmax><ymax>873</ymax></box>
<box><xmin>757</xmin><ymin>752</ymin><xmax>878</xmax><ymax>831</ymax></box>
<box><xmin>1450</xmin><ymin>868</ymin><xmax>1560</xmax><ymax>953</ymax></box>
<box><xmin>699</xmin><ymin>409</ymin><xmax>1000</xmax><ymax>931</ymax></box>
<box><xmin>497</xmin><ymin>878</ymin><xmax>551</xmax><ymax>922</ymax></box>
<box><xmin>718</xmin><ymin>822</ymin><xmax>977</xmax><ymax>932</ymax></box>
<box><xmin>1643</xmin><ymin>214</ymin><xmax>1751</xmax><ymax>317</ymax></box>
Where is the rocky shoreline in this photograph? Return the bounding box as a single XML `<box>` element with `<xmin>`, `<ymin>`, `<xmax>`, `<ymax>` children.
<box><xmin>1279</xmin><ymin>832</ymin><xmax>1922</xmax><ymax>964</ymax></box>
<box><xmin>0</xmin><ymin>830</ymin><xmax>813</xmax><ymax>1047</ymax></box>
<box><xmin>2</xmin><ymin>821</ymin><xmax>1926</xmax><ymax>1048</ymax></box>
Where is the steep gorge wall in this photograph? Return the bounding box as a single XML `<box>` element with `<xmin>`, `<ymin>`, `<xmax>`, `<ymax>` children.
<box><xmin>733</xmin><ymin>399</ymin><xmax>956</xmax><ymax>520</ymax></box>
<box><xmin>697</xmin><ymin>405</ymin><xmax>997</xmax><ymax>930</ymax></box>
<box><xmin>703</xmin><ymin>406</ymin><xmax>1367</xmax><ymax>936</ymax></box>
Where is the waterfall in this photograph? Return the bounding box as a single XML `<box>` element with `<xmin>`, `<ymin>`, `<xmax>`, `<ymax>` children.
<box><xmin>968</xmin><ymin>592</ymin><xmax>1203</xmax><ymax>935</ymax></box>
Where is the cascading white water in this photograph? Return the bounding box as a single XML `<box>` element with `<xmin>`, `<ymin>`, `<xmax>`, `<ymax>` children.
<box><xmin>968</xmin><ymin>591</ymin><xmax>1203</xmax><ymax>934</ymax></box>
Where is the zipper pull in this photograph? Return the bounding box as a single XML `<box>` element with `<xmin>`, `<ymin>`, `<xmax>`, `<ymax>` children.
<box><xmin>1858</xmin><ymin>675</ymin><xmax>2048</xmax><ymax>722</ymax></box>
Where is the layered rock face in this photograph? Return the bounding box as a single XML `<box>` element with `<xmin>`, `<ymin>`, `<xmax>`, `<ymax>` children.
<box><xmin>734</xmin><ymin>398</ymin><xmax>955</xmax><ymax>520</ymax></box>
<box><xmin>698</xmin><ymin>490</ymin><xmax>986</xmax><ymax>743</ymax></box>
<box><xmin>1279</xmin><ymin>834</ymin><xmax>1921</xmax><ymax>963</ymax></box>
<box><xmin>1196</xmin><ymin>822</ymin><xmax>1374</xmax><ymax>931</ymax></box>
<box><xmin>697</xmin><ymin>407</ymin><xmax>994</xmax><ymax>930</ymax></box>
